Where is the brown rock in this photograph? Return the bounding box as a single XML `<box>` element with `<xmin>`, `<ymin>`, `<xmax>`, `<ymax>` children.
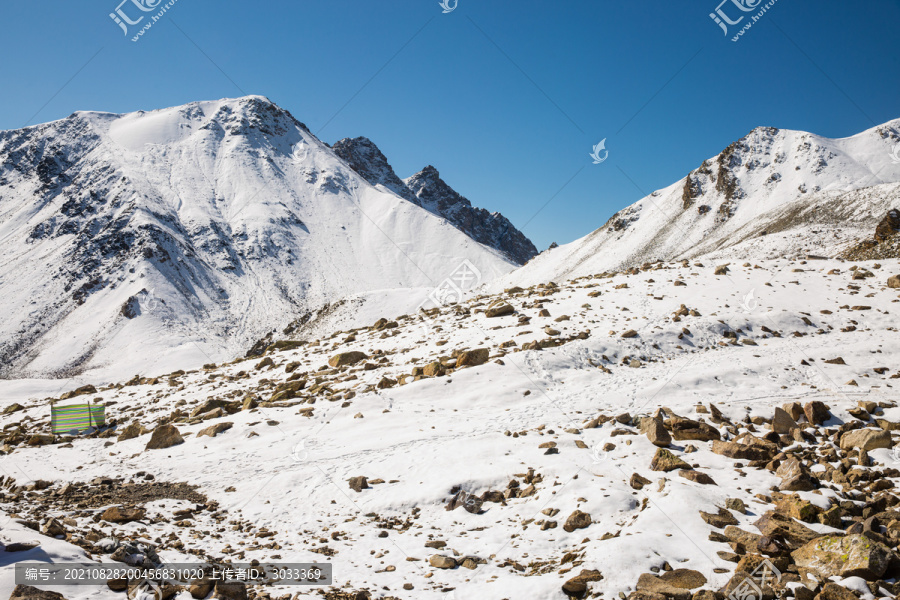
<box><xmin>197</xmin><ymin>422</ymin><xmax>233</xmax><ymax>438</ymax></box>
<box><xmin>429</xmin><ymin>554</ymin><xmax>457</xmax><ymax>569</ymax></box>
<box><xmin>701</xmin><ymin>508</ymin><xmax>739</xmax><ymax>529</ymax></box>
<box><xmin>792</xmin><ymin>534</ymin><xmax>893</xmax><ymax>579</ymax></box>
<box><xmin>621</xmin><ymin>329</ymin><xmax>639</xmax><ymax>338</ymax></box>
<box><xmin>116</xmin><ymin>421</ymin><xmax>144</xmax><ymax>442</ymax></box>
<box><xmin>651</xmin><ymin>448</ymin><xmax>691</xmax><ymax>472</ymax></box>
<box><xmin>348</xmin><ymin>476</ymin><xmax>369</xmax><ymax>492</ymax></box>
<box><xmin>771</xmin><ymin>408</ymin><xmax>798</xmax><ymax>435</ymax></box>
<box><xmin>630</xmin><ymin>473</ymin><xmax>652</xmax><ymax>490</ymax></box>
<box><xmin>803</xmin><ymin>401</ymin><xmax>830</xmax><ymax>426</ymax></box>
<box><xmin>888</xmin><ymin>275</ymin><xmax>900</xmax><ymax>289</ymax></box>
<box><xmin>679</xmin><ymin>470</ymin><xmax>717</xmax><ymax>485</ymax></box>
<box><xmin>189</xmin><ymin>580</ymin><xmax>213</xmax><ymax>599</ymax></box>
<box><xmin>456</xmin><ymin>348</ymin><xmax>489</xmax><ymax>367</ymax></box>
<box><xmin>839</xmin><ymin>428</ymin><xmax>891</xmax><ymax>451</ymax></box>
<box><xmin>101</xmin><ymin>506</ymin><xmax>146</xmax><ymax>524</ymax></box>
<box><xmin>562</xmin><ymin>569</ymin><xmax>603</xmax><ymax>598</ymax></box>
<box><xmin>669</xmin><ymin>417</ymin><xmax>720</xmax><ymax>442</ymax></box>
<box><xmin>563</xmin><ymin>510</ymin><xmax>592</xmax><ymax>533</ymax></box>
<box><xmin>814</xmin><ymin>583</ymin><xmax>859</xmax><ymax>600</ymax></box>
<box><xmin>485</xmin><ymin>304</ymin><xmax>515</xmax><ymax>318</ymax></box>
<box><xmin>754</xmin><ymin>511</ymin><xmax>819</xmax><ymax>550</ymax></box>
<box><xmin>213</xmin><ymin>581</ymin><xmax>247</xmax><ymax>600</ymax></box>
<box><xmin>711</xmin><ymin>438</ymin><xmax>775</xmax><ymax>462</ymax></box>
<box><xmin>145</xmin><ymin>424</ymin><xmax>184</xmax><ymax>450</ymax></box>
<box><xmin>9</xmin><ymin>585</ymin><xmax>67</xmax><ymax>600</ymax></box>
<box><xmin>328</xmin><ymin>351</ymin><xmax>367</xmax><ymax>367</ymax></box>
<box><xmin>641</xmin><ymin>416</ymin><xmax>671</xmax><ymax>447</ymax></box>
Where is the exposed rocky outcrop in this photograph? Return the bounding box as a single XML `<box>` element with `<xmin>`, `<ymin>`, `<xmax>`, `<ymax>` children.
<box><xmin>333</xmin><ymin>136</ymin><xmax>538</xmax><ymax>265</ymax></box>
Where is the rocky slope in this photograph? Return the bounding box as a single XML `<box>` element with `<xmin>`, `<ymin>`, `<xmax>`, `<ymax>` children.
<box><xmin>0</xmin><ymin>96</ymin><xmax>517</xmax><ymax>380</ymax></box>
<box><xmin>1</xmin><ymin>256</ymin><xmax>899</xmax><ymax>600</ymax></box>
<box><xmin>332</xmin><ymin>137</ymin><xmax>538</xmax><ymax>264</ymax></box>
<box><xmin>491</xmin><ymin>119</ymin><xmax>900</xmax><ymax>289</ymax></box>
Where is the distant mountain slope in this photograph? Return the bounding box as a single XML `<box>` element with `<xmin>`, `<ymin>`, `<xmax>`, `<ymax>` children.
<box><xmin>0</xmin><ymin>96</ymin><xmax>515</xmax><ymax>379</ymax></box>
<box><xmin>492</xmin><ymin>120</ymin><xmax>900</xmax><ymax>288</ymax></box>
<box><xmin>332</xmin><ymin>137</ymin><xmax>538</xmax><ymax>264</ymax></box>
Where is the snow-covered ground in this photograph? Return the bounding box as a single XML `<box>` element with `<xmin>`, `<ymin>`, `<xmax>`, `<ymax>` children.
<box><xmin>2</xmin><ymin>258</ymin><xmax>899</xmax><ymax>599</ymax></box>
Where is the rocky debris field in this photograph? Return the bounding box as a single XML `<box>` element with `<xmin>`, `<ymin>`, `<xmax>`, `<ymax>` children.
<box><xmin>1</xmin><ymin>258</ymin><xmax>899</xmax><ymax>600</ymax></box>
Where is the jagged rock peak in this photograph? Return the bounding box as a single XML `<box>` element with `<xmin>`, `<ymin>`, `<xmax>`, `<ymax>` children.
<box><xmin>332</xmin><ymin>137</ymin><xmax>538</xmax><ymax>265</ymax></box>
<box><xmin>331</xmin><ymin>137</ymin><xmax>414</xmax><ymax>201</ymax></box>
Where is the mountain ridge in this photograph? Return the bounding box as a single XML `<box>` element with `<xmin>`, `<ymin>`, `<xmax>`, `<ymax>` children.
<box><xmin>332</xmin><ymin>136</ymin><xmax>538</xmax><ymax>264</ymax></box>
<box><xmin>0</xmin><ymin>96</ymin><xmax>517</xmax><ymax>380</ymax></box>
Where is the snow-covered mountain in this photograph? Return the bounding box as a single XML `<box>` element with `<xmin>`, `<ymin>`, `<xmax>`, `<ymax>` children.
<box><xmin>493</xmin><ymin>120</ymin><xmax>900</xmax><ymax>289</ymax></box>
<box><xmin>332</xmin><ymin>137</ymin><xmax>538</xmax><ymax>264</ymax></box>
<box><xmin>0</xmin><ymin>96</ymin><xmax>519</xmax><ymax>380</ymax></box>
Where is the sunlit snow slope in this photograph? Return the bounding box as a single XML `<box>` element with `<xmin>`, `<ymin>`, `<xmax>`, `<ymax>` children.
<box><xmin>496</xmin><ymin>120</ymin><xmax>900</xmax><ymax>289</ymax></box>
<box><xmin>0</xmin><ymin>96</ymin><xmax>516</xmax><ymax>380</ymax></box>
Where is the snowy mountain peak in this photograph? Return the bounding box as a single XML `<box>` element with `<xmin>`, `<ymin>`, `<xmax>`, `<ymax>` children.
<box><xmin>493</xmin><ymin>116</ymin><xmax>900</xmax><ymax>288</ymax></box>
<box><xmin>0</xmin><ymin>97</ymin><xmax>519</xmax><ymax>379</ymax></box>
<box><xmin>332</xmin><ymin>137</ymin><xmax>538</xmax><ymax>265</ymax></box>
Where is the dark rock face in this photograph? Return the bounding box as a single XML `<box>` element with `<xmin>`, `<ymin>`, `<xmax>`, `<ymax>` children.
<box><xmin>875</xmin><ymin>209</ymin><xmax>900</xmax><ymax>242</ymax></box>
<box><xmin>331</xmin><ymin>137</ymin><xmax>414</xmax><ymax>202</ymax></box>
<box><xmin>332</xmin><ymin>137</ymin><xmax>538</xmax><ymax>265</ymax></box>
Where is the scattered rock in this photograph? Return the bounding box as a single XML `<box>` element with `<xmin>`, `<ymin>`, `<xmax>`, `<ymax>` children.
<box><xmin>328</xmin><ymin>352</ymin><xmax>367</xmax><ymax>367</ymax></box>
<box><xmin>792</xmin><ymin>534</ymin><xmax>894</xmax><ymax>579</ymax></box>
<box><xmin>839</xmin><ymin>428</ymin><xmax>891</xmax><ymax>451</ymax></box>
<box><xmin>101</xmin><ymin>506</ymin><xmax>146</xmax><ymax>524</ymax></box>
<box><xmin>563</xmin><ymin>510</ymin><xmax>592</xmax><ymax>533</ymax></box>
<box><xmin>145</xmin><ymin>424</ymin><xmax>184</xmax><ymax>450</ymax></box>
<box><xmin>429</xmin><ymin>554</ymin><xmax>457</xmax><ymax>569</ymax></box>
<box><xmin>651</xmin><ymin>448</ymin><xmax>691</xmax><ymax>472</ymax></box>
<box><xmin>348</xmin><ymin>476</ymin><xmax>369</xmax><ymax>493</ymax></box>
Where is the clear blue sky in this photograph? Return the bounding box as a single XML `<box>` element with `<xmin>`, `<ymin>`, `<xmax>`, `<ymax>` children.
<box><xmin>2</xmin><ymin>1</ymin><xmax>897</xmax><ymax>250</ymax></box>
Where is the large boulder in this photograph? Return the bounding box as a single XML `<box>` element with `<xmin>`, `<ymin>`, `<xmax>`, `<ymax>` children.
<box><xmin>456</xmin><ymin>348</ymin><xmax>490</xmax><ymax>367</ymax></box>
<box><xmin>640</xmin><ymin>416</ymin><xmax>671</xmax><ymax>447</ymax></box>
<box><xmin>563</xmin><ymin>510</ymin><xmax>592</xmax><ymax>533</ymax></box>
<box><xmin>213</xmin><ymin>581</ymin><xmax>247</xmax><ymax>600</ymax></box>
<box><xmin>888</xmin><ymin>275</ymin><xmax>900</xmax><ymax>289</ymax></box>
<box><xmin>328</xmin><ymin>352</ymin><xmax>367</xmax><ymax>367</ymax></box>
<box><xmin>792</xmin><ymin>534</ymin><xmax>894</xmax><ymax>579</ymax></box>
<box><xmin>561</xmin><ymin>569</ymin><xmax>603</xmax><ymax>599</ymax></box>
<box><xmin>145</xmin><ymin>424</ymin><xmax>184</xmax><ymax>450</ymax></box>
<box><xmin>668</xmin><ymin>417</ymin><xmax>720</xmax><ymax>442</ymax></box>
<box><xmin>711</xmin><ymin>435</ymin><xmax>777</xmax><ymax>461</ymax></box>
<box><xmin>485</xmin><ymin>304</ymin><xmax>514</xmax><ymax>318</ymax></box>
<box><xmin>839</xmin><ymin>428</ymin><xmax>892</xmax><ymax>451</ymax></box>
<box><xmin>754</xmin><ymin>511</ymin><xmax>819</xmax><ymax>550</ymax></box>
<box><xmin>116</xmin><ymin>421</ymin><xmax>144</xmax><ymax>442</ymax></box>
<box><xmin>101</xmin><ymin>506</ymin><xmax>146</xmax><ymax>524</ymax></box>
<box><xmin>429</xmin><ymin>555</ymin><xmax>457</xmax><ymax>569</ymax></box>
<box><xmin>803</xmin><ymin>401</ymin><xmax>831</xmax><ymax>426</ymax></box>
<box><xmin>651</xmin><ymin>448</ymin><xmax>690</xmax><ymax>472</ymax></box>
<box><xmin>772</xmin><ymin>407</ymin><xmax>798</xmax><ymax>434</ymax></box>
<box><xmin>9</xmin><ymin>585</ymin><xmax>67</xmax><ymax>600</ymax></box>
